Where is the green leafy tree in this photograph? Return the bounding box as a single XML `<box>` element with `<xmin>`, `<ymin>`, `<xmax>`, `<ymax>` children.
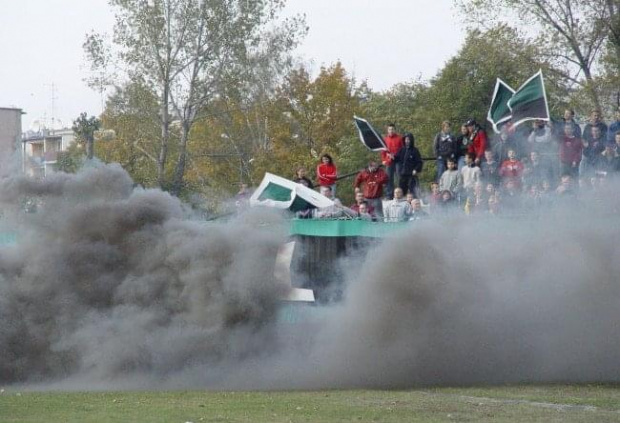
<box><xmin>182</xmin><ymin>63</ymin><xmax>365</xmax><ymax>204</ymax></box>
<box><xmin>419</xmin><ymin>25</ymin><xmax>564</xmax><ymax>125</ymax></box>
<box><xmin>586</xmin><ymin>1</ymin><xmax>620</xmax><ymax>106</ymax></box>
<box><xmin>256</xmin><ymin>63</ymin><xmax>363</xmax><ymax>184</ymax></box>
<box><xmin>55</xmin><ymin>143</ymin><xmax>84</xmax><ymax>174</ymax></box>
<box><xmin>348</xmin><ymin>26</ymin><xmax>569</xmax><ymax>190</ymax></box>
<box><xmin>96</xmin><ymin>81</ymin><xmax>163</xmax><ymax>188</ymax></box>
<box><xmin>72</xmin><ymin>112</ymin><xmax>101</xmax><ymax>160</ymax></box>
<box><xmin>85</xmin><ymin>0</ymin><xmax>305</xmax><ymax>196</ymax></box>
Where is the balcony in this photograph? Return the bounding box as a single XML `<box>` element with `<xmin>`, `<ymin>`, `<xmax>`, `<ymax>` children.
<box><xmin>44</xmin><ymin>150</ymin><xmax>58</xmax><ymax>162</ymax></box>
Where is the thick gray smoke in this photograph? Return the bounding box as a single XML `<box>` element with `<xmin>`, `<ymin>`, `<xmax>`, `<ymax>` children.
<box><xmin>2</xmin><ymin>163</ymin><xmax>620</xmax><ymax>390</ymax></box>
<box><xmin>300</xmin><ymin>211</ymin><xmax>620</xmax><ymax>389</ymax></box>
<box><xmin>0</xmin><ymin>164</ymin><xmax>289</xmax><ymax>388</ymax></box>
<box><xmin>195</xmin><ymin>189</ymin><xmax>620</xmax><ymax>390</ymax></box>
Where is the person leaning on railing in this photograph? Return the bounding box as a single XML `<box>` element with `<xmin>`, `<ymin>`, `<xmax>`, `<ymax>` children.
<box><xmin>314</xmin><ymin>185</ymin><xmax>357</xmax><ymax>219</ymax></box>
<box><xmin>383</xmin><ymin>188</ymin><xmax>412</xmax><ymax>222</ymax></box>
<box><xmin>353</xmin><ymin>160</ymin><xmax>389</xmax><ymax>218</ymax></box>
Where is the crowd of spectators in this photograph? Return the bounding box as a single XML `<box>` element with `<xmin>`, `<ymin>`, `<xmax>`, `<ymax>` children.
<box><xmin>300</xmin><ymin>108</ymin><xmax>620</xmax><ymax>221</ymax></box>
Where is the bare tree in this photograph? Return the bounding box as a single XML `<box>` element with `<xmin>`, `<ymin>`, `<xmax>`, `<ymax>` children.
<box><xmin>458</xmin><ymin>0</ymin><xmax>608</xmax><ymax>109</ymax></box>
<box><xmin>85</xmin><ymin>0</ymin><xmax>304</xmax><ymax>195</ymax></box>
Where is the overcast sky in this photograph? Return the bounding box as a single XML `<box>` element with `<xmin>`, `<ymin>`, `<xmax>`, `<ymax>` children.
<box><xmin>0</xmin><ymin>0</ymin><xmax>464</xmax><ymax>130</ymax></box>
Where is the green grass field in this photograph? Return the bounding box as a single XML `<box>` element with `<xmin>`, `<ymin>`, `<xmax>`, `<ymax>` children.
<box><xmin>1</xmin><ymin>384</ymin><xmax>620</xmax><ymax>422</ymax></box>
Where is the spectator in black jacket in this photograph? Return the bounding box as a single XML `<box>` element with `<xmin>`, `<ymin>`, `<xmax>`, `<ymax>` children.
<box><xmin>433</xmin><ymin>120</ymin><xmax>457</xmax><ymax>181</ymax></box>
<box><xmin>599</xmin><ymin>143</ymin><xmax>620</xmax><ymax>174</ymax></box>
<box><xmin>523</xmin><ymin>151</ymin><xmax>554</xmax><ymax>188</ymax></box>
<box><xmin>555</xmin><ymin>109</ymin><xmax>581</xmax><ymax>137</ymax></box>
<box><xmin>557</xmin><ymin>108</ymin><xmax>582</xmax><ymax>138</ymax></box>
<box><xmin>480</xmin><ymin>150</ymin><xmax>500</xmax><ymax>186</ymax></box>
<box><xmin>607</xmin><ymin>108</ymin><xmax>620</xmax><ymax>144</ymax></box>
<box><xmin>583</xmin><ymin>109</ymin><xmax>608</xmax><ymax>143</ymax></box>
<box><xmin>582</xmin><ymin>125</ymin><xmax>606</xmax><ymax>177</ymax></box>
<box><xmin>456</xmin><ymin>124</ymin><xmax>471</xmax><ymax>169</ymax></box>
<box><xmin>394</xmin><ymin>132</ymin><xmax>423</xmax><ymax>198</ymax></box>
<box><xmin>293</xmin><ymin>166</ymin><xmax>313</xmax><ymax>188</ymax></box>
<box><xmin>492</xmin><ymin>124</ymin><xmax>519</xmax><ymax>163</ymax></box>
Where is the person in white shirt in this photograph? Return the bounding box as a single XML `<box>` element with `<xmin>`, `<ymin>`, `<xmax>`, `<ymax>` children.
<box><xmin>315</xmin><ymin>186</ymin><xmax>356</xmax><ymax>219</ymax></box>
<box><xmin>460</xmin><ymin>152</ymin><xmax>481</xmax><ymax>193</ymax></box>
<box><xmin>439</xmin><ymin>158</ymin><xmax>462</xmax><ymax>197</ymax></box>
<box><xmin>383</xmin><ymin>188</ymin><xmax>412</xmax><ymax>222</ymax></box>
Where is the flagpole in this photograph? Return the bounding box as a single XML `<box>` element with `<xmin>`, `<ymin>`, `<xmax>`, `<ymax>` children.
<box><xmin>335</xmin><ymin>158</ymin><xmax>437</xmax><ymax>182</ymax></box>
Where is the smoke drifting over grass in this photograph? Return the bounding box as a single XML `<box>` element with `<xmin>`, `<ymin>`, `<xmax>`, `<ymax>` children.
<box><xmin>304</xmin><ymin>213</ymin><xmax>620</xmax><ymax>389</ymax></box>
<box><xmin>0</xmin><ymin>164</ymin><xmax>288</xmax><ymax>388</ymax></box>
<box><xmin>207</xmin><ymin>191</ymin><xmax>620</xmax><ymax>391</ymax></box>
<box><xmin>1</xmin><ymin>163</ymin><xmax>620</xmax><ymax>390</ymax></box>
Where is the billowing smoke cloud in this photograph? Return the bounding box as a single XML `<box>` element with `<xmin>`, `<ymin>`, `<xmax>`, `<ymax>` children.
<box><xmin>0</xmin><ymin>164</ymin><xmax>288</xmax><ymax>387</ymax></box>
<box><xmin>192</xmin><ymin>189</ymin><xmax>620</xmax><ymax>390</ymax></box>
<box><xmin>1</xmin><ymin>163</ymin><xmax>620</xmax><ymax>391</ymax></box>
<box><xmin>302</xmin><ymin>212</ymin><xmax>620</xmax><ymax>389</ymax></box>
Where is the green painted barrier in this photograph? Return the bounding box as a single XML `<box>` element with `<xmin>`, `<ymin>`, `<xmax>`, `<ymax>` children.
<box><xmin>0</xmin><ymin>232</ymin><xmax>16</xmax><ymax>245</ymax></box>
<box><xmin>276</xmin><ymin>302</ymin><xmax>326</xmax><ymax>324</ymax></box>
<box><xmin>290</xmin><ymin>218</ymin><xmax>410</xmax><ymax>238</ymax></box>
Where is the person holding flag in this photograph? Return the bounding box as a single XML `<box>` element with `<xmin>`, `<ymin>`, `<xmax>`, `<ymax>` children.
<box><xmin>381</xmin><ymin>123</ymin><xmax>404</xmax><ymax>199</ymax></box>
<box><xmin>527</xmin><ymin>119</ymin><xmax>557</xmax><ymax>179</ymax></box>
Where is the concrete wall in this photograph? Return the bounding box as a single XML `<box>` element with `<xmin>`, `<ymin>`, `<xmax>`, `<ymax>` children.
<box><xmin>0</xmin><ymin>108</ymin><xmax>22</xmax><ymax>159</ymax></box>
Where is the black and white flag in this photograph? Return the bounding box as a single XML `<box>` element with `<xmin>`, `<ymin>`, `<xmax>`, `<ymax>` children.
<box><xmin>353</xmin><ymin>116</ymin><xmax>387</xmax><ymax>152</ymax></box>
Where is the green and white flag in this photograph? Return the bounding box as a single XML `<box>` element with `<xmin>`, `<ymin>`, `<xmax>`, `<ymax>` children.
<box><xmin>250</xmin><ymin>173</ymin><xmax>334</xmax><ymax>212</ymax></box>
<box><xmin>487</xmin><ymin>78</ymin><xmax>515</xmax><ymax>134</ymax></box>
<box><xmin>507</xmin><ymin>70</ymin><xmax>550</xmax><ymax>127</ymax></box>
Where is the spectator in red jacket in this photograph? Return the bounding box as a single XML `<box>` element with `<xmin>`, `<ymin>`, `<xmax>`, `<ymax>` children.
<box><xmin>354</xmin><ymin>160</ymin><xmax>389</xmax><ymax>217</ymax></box>
<box><xmin>381</xmin><ymin>123</ymin><xmax>404</xmax><ymax>199</ymax></box>
<box><xmin>558</xmin><ymin>123</ymin><xmax>583</xmax><ymax>179</ymax></box>
<box><xmin>316</xmin><ymin>153</ymin><xmax>338</xmax><ymax>195</ymax></box>
<box><xmin>499</xmin><ymin>149</ymin><xmax>525</xmax><ymax>190</ymax></box>
<box><xmin>464</xmin><ymin>118</ymin><xmax>488</xmax><ymax>165</ymax></box>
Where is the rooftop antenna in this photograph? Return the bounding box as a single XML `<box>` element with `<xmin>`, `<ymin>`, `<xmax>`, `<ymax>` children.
<box><xmin>51</xmin><ymin>83</ymin><xmax>58</xmax><ymax>129</ymax></box>
<box><xmin>44</xmin><ymin>82</ymin><xmax>58</xmax><ymax>129</ymax></box>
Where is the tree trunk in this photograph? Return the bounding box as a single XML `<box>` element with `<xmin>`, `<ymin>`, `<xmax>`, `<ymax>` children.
<box><xmin>158</xmin><ymin>87</ymin><xmax>170</xmax><ymax>189</ymax></box>
<box><xmin>86</xmin><ymin>135</ymin><xmax>94</xmax><ymax>160</ymax></box>
<box><xmin>583</xmin><ymin>67</ymin><xmax>602</xmax><ymax>112</ymax></box>
<box><xmin>170</xmin><ymin>120</ymin><xmax>190</xmax><ymax>196</ymax></box>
